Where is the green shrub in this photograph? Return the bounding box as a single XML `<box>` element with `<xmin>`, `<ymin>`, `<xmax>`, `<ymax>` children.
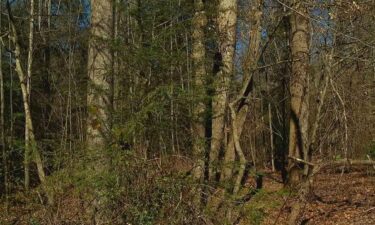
<box><xmin>366</xmin><ymin>141</ymin><xmax>375</xmax><ymax>159</ymax></box>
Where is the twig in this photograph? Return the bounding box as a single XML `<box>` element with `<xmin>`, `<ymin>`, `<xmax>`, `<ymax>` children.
<box><xmin>362</xmin><ymin>207</ymin><xmax>375</xmax><ymax>214</ymax></box>
<box><xmin>288</xmin><ymin>156</ymin><xmax>316</xmax><ymax>167</ymax></box>
<box><xmin>366</xmin><ymin>155</ymin><xmax>375</xmax><ymax>170</ymax></box>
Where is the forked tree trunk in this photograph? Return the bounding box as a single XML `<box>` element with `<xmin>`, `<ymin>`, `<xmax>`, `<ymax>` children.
<box><xmin>287</xmin><ymin>0</ymin><xmax>310</xmax><ymax>187</ymax></box>
<box><xmin>209</xmin><ymin>0</ymin><xmax>238</xmax><ymax>181</ymax></box>
<box><xmin>220</xmin><ymin>0</ymin><xmax>263</xmax><ymax>185</ymax></box>
<box><xmin>207</xmin><ymin>2</ymin><xmax>263</xmax><ymax>218</ymax></box>
<box><xmin>87</xmin><ymin>0</ymin><xmax>114</xmax><ymax>223</ymax></box>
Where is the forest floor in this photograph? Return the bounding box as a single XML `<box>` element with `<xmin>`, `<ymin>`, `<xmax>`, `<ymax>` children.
<box><xmin>254</xmin><ymin>167</ymin><xmax>375</xmax><ymax>225</ymax></box>
<box><xmin>1</xmin><ymin>167</ymin><xmax>374</xmax><ymax>225</ymax></box>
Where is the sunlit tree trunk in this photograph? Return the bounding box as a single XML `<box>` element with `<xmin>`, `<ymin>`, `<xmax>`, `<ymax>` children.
<box><xmin>24</xmin><ymin>0</ymin><xmax>36</xmax><ymax>190</ymax></box>
<box><xmin>287</xmin><ymin>0</ymin><xmax>310</xmax><ymax>186</ymax></box>
<box><xmin>191</xmin><ymin>0</ymin><xmax>208</xmax><ymax>206</ymax></box>
<box><xmin>209</xmin><ymin>0</ymin><xmax>238</xmax><ymax>181</ymax></box>
<box><xmin>192</xmin><ymin>0</ymin><xmax>207</xmax><ymax>183</ymax></box>
<box><xmin>87</xmin><ymin>0</ymin><xmax>114</xmax><ymax>223</ymax></box>
<box><xmin>7</xmin><ymin>1</ymin><xmax>49</xmax><ymax>202</ymax></box>
<box><xmin>207</xmin><ymin>2</ymin><xmax>263</xmax><ymax>218</ymax></box>
<box><xmin>220</xmin><ymin>0</ymin><xmax>263</xmax><ymax>185</ymax></box>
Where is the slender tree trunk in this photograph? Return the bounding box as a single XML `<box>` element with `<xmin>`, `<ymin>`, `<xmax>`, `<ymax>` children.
<box><xmin>7</xmin><ymin>0</ymin><xmax>48</xmax><ymax>193</ymax></box>
<box><xmin>40</xmin><ymin>0</ymin><xmax>52</xmax><ymax>139</ymax></box>
<box><xmin>24</xmin><ymin>0</ymin><xmax>36</xmax><ymax>190</ymax></box>
<box><xmin>192</xmin><ymin>0</ymin><xmax>207</xmax><ymax>186</ymax></box>
<box><xmin>287</xmin><ymin>0</ymin><xmax>310</xmax><ymax>186</ymax></box>
<box><xmin>8</xmin><ymin>17</ymin><xmax>14</xmax><ymax>203</ymax></box>
<box><xmin>209</xmin><ymin>0</ymin><xmax>238</xmax><ymax>181</ymax></box>
<box><xmin>87</xmin><ymin>0</ymin><xmax>114</xmax><ymax>223</ymax></box>
<box><xmin>113</xmin><ymin>0</ymin><xmax>120</xmax><ymax>112</ymax></box>
<box><xmin>268</xmin><ymin>103</ymin><xmax>275</xmax><ymax>172</ymax></box>
<box><xmin>0</xmin><ymin>0</ymin><xmax>8</xmax><ymax>210</ymax></box>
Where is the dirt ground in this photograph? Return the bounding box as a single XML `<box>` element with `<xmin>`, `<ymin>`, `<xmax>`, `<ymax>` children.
<box><xmin>259</xmin><ymin>168</ymin><xmax>375</xmax><ymax>225</ymax></box>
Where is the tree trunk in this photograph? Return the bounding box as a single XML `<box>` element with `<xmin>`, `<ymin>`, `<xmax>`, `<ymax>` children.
<box><xmin>287</xmin><ymin>0</ymin><xmax>310</xmax><ymax>187</ymax></box>
<box><xmin>220</xmin><ymin>0</ymin><xmax>263</xmax><ymax>185</ymax></box>
<box><xmin>0</xmin><ymin>0</ymin><xmax>8</xmax><ymax>210</ymax></box>
<box><xmin>7</xmin><ymin>0</ymin><xmax>48</xmax><ymax>193</ymax></box>
<box><xmin>87</xmin><ymin>0</ymin><xmax>114</xmax><ymax>223</ymax></box>
<box><xmin>207</xmin><ymin>2</ymin><xmax>263</xmax><ymax>217</ymax></box>
<box><xmin>209</xmin><ymin>0</ymin><xmax>238</xmax><ymax>181</ymax></box>
<box><xmin>191</xmin><ymin>0</ymin><xmax>207</xmax><ymax>188</ymax></box>
<box><xmin>268</xmin><ymin>103</ymin><xmax>275</xmax><ymax>172</ymax></box>
<box><xmin>24</xmin><ymin>0</ymin><xmax>36</xmax><ymax>190</ymax></box>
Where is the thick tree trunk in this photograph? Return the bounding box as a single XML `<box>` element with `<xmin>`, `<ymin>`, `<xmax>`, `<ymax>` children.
<box><xmin>287</xmin><ymin>0</ymin><xmax>310</xmax><ymax>187</ymax></box>
<box><xmin>209</xmin><ymin>0</ymin><xmax>238</xmax><ymax>181</ymax></box>
<box><xmin>87</xmin><ymin>0</ymin><xmax>114</xmax><ymax>223</ymax></box>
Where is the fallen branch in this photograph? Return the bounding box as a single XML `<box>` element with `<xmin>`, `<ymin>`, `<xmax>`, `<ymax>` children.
<box><xmin>329</xmin><ymin>159</ymin><xmax>375</xmax><ymax>167</ymax></box>
<box><xmin>288</xmin><ymin>156</ymin><xmax>315</xmax><ymax>167</ymax></box>
<box><xmin>366</xmin><ymin>155</ymin><xmax>375</xmax><ymax>170</ymax></box>
<box><xmin>288</xmin><ymin>157</ymin><xmax>375</xmax><ymax>172</ymax></box>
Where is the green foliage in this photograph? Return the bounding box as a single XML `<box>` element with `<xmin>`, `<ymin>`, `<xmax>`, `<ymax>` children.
<box><xmin>241</xmin><ymin>189</ymin><xmax>284</xmax><ymax>225</ymax></box>
<box><xmin>248</xmin><ymin>208</ymin><xmax>266</xmax><ymax>225</ymax></box>
<box><xmin>366</xmin><ymin>141</ymin><xmax>375</xmax><ymax>159</ymax></box>
<box><xmin>334</xmin><ymin>154</ymin><xmax>343</xmax><ymax>161</ymax></box>
<box><xmin>118</xmin><ymin>158</ymin><xmax>201</xmax><ymax>225</ymax></box>
<box><xmin>29</xmin><ymin>218</ymin><xmax>41</xmax><ymax>225</ymax></box>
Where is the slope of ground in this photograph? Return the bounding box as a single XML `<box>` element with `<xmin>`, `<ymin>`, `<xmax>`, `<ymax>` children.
<box><xmin>1</xmin><ymin>167</ymin><xmax>374</xmax><ymax>224</ymax></box>
<box><xmin>254</xmin><ymin>168</ymin><xmax>375</xmax><ymax>225</ymax></box>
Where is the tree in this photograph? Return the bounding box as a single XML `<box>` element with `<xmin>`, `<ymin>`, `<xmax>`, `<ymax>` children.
<box><xmin>209</xmin><ymin>0</ymin><xmax>238</xmax><ymax>181</ymax></box>
<box><xmin>191</xmin><ymin>0</ymin><xmax>207</xmax><ymax>196</ymax></box>
<box><xmin>86</xmin><ymin>0</ymin><xmax>114</xmax><ymax>223</ymax></box>
<box><xmin>7</xmin><ymin>0</ymin><xmax>48</xmax><ymax>198</ymax></box>
<box><xmin>0</xmin><ymin>0</ymin><xmax>8</xmax><ymax>210</ymax></box>
<box><xmin>220</xmin><ymin>0</ymin><xmax>263</xmax><ymax>186</ymax></box>
<box><xmin>287</xmin><ymin>0</ymin><xmax>310</xmax><ymax>186</ymax></box>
